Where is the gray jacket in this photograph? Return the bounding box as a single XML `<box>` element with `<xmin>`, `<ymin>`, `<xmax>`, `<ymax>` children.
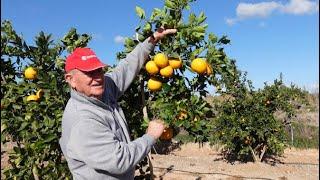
<box><xmin>59</xmin><ymin>39</ymin><xmax>156</xmax><ymax>180</ymax></box>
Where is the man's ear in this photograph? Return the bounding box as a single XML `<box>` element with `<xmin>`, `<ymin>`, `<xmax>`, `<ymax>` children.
<box><xmin>65</xmin><ymin>72</ymin><xmax>76</xmax><ymax>89</ymax></box>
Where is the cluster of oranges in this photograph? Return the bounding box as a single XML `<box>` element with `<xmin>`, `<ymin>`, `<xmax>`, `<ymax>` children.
<box><xmin>24</xmin><ymin>67</ymin><xmax>43</xmax><ymax>102</ymax></box>
<box><xmin>145</xmin><ymin>53</ymin><xmax>212</xmax><ymax>91</ymax></box>
<box><xmin>145</xmin><ymin>53</ymin><xmax>182</xmax><ymax>91</ymax></box>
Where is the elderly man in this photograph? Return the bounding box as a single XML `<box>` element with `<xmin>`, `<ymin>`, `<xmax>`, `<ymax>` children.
<box><xmin>59</xmin><ymin>28</ymin><xmax>177</xmax><ymax>180</ymax></box>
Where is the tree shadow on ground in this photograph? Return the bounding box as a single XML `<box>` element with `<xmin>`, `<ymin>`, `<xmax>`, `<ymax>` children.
<box><xmin>213</xmin><ymin>150</ymin><xmax>285</xmax><ymax>166</ymax></box>
<box><xmin>152</xmin><ymin>140</ymin><xmax>181</xmax><ymax>154</ymax></box>
<box><xmin>152</xmin><ymin>165</ymin><xmax>274</xmax><ymax>180</ymax></box>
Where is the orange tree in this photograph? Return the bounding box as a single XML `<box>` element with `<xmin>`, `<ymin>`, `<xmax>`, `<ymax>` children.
<box><xmin>212</xmin><ymin>72</ymin><xmax>309</xmax><ymax>162</ymax></box>
<box><xmin>1</xmin><ymin>20</ymin><xmax>90</xmax><ymax>179</ymax></box>
<box><xmin>117</xmin><ymin>0</ymin><xmax>310</xmax><ymax>164</ymax></box>
<box><xmin>117</xmin><ymin>0</ymin><xmax>237</xmax><ymax>143</ymax></box>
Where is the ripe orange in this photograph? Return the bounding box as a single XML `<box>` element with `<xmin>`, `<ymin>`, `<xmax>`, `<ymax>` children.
<box><xmin>206</xmin><ymin>64</ymin><xmax>213</xmax><ymax>75</ymax></box>
<box><xmin>160</xmin><ymin>127</ymin><xmax>174</xmax><ymax>140</ymax></box>
<box><xmin>160</xmin><ymin>66</ymin><xmax>174</xmax><ymax>78</ymax></box>
<box><xmin>147</xmin><ymin>78</ymin><xmax>162</xmax><ymax>91</ymax></box>
<box><xmin>168</xmin><ymin>58</ymin><xmax>182</xmax><ymax>69</ymax></box>
<box><xmin>145</xmin><ymin>61</ymin><xmax>159</xmax><ymax>75</ymax></box>
<box><xmin>191</xmin><ymin>58</ymin><xmax>207</xmax><ymax>74</ymax></box>
<box><xmin>27</xmin><ymin>94</ymin><xmax>39</xmax><ymax>102</ymax></box>
<box><xmin>36</xmin><ymin>89</ymin><xmax>44</xmax><ymax>98</ymax></box>
<box><xmin>154</xmin><ymin>53</ymin><xmax>168</xmax><ymax>68</ymax></box>
<box><xmin>24</xmin><ymin>67</ymin><xmax>37</xmax><ymax>80</ymax></box>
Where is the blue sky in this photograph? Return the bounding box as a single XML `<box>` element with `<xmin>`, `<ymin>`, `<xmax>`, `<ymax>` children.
<box><xmin>1</xmin><ymin>0</ymin><xmax>319</xmax><ymax>93</ymax></box>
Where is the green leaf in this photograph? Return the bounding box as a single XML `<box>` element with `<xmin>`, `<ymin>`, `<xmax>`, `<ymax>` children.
<box><xmin>197</xmin><ymin>12</ymin><xmax>207</xmax><ymax>24</ymax></box>
<box><xmin>192</xmin><ymin>32</ymin><xmax>205</xmax><ymax>38</ymax></box>
<box><xmin>189</xmin><ymin>13</ymin><xmax>196</xmax><ymax>24</ymax></box>
<box><xmin>162</xmin><ymin>83</ymin><xmax>171</xmax><ymax>93</ymax></box>
<box><xmin>124</xmin><ymin>38</ymin><xmax>135</xmax><ymax>47</ymax></box>
<box><xmin>218</xmin><ymin>35</ymin><xmax>231</xmax><ymax>44</ymax></box>
<box><xmin>17</xmin><ymin>122</ymin><xmax>29</xmax><ymax>131</ymax></box>
<box><xmin>150</xmin><ymin>8</ymin><xmax>162</xmax><ymax>21</ymax></box>
<box><xmin>165</xmin><ymin>0</ymin><xmax>176</xmax><ymax>9</ymax></box>
<box><xmin>143</xmin><ymin>22</ymin><xmax>152</xmax><ymax>33</ymax></box>
<box><xmin>43</xmin><ymin>134</ymin><xmax>56</xmax><ymax>143</ymax></box>
<box><xmin>193</xmin><ymin>25</ymin><xmax>206</xmax><ymax>33</ymax></box>
<box><xmin>190</xmin><ymin>47</ymin><xmax>205</xmax><ymax>59</ymax></box>
<box><xmin>135</xmin><ymin>6</ymin><xmax>145</xmax><ymax>19</ymax></box>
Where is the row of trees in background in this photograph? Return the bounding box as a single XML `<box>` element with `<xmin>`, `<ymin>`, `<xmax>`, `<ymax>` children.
<box><xmin>1</xmin><ymin>0</ymin><xmax>314</xmax><ymax>179</ymax></box>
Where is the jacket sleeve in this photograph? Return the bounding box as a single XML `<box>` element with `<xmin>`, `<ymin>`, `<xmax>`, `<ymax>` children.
<box><xmin>67</xmin><ymin>118</ymin><xmax>156</xmax><ymax>175</ymax></box>
<box><xmin>105</xmin><ymin>38</ymin><xmax>155</xmax><ymax>100</ymax></box>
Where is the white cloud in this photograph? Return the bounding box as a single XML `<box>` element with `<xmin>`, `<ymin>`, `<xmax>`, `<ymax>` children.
<box><xmin>280</xmin><ymin>0</ymin><xmax>319</xmax><ymax>15</ymax></box>
<box><xmin>226</xmin><ymin>0</ymin><xmax>319</xmax><ymax>26</ymax></box>
<box><xmin>236</xmin><ymin>1</ymin><xmax>280</xmax><ymax>19</ymax></box>
<box><xmin>114</xmin><ymin>35</ymin><xmax>125</xmax><ymax>44</ymax></box>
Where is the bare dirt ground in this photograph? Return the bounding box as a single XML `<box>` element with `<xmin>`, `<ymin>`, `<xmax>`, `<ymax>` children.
<box><xmin>144</xmin><ymin>143</ymin><xmax>319</xmax><ymax>180</ymax></box>
<box><xmin>2</xmin><ymin>142</ymin><xmax>319</xmax><ymax>180</ymax></box>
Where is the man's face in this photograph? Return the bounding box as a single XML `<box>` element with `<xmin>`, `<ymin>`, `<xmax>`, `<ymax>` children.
<box><xmin>65</xmin><ymin>68</ymin><xmax>105</xmax><ymax>100</ymax></box>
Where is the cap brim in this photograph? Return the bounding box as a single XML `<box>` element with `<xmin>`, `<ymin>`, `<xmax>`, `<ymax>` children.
<box><xmin>77</xmin><ymin>60</ymin><xmax>107</xmax><ymax>72</ymax></box>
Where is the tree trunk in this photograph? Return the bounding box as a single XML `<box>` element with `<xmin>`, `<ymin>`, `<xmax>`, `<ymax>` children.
<box><xmin>250</xmin><ymin>144</ymin><xmax>268</xmax><ymax>163</ymax></box>
<box><xmin>259</xmin><ymin>145</ymin><xmax>267</xmax><ymax>162</ymax></box>
<box><xmin>249</xmin><ymin>146</ymin><xmax>259</xmax><ymax>163</ymax></box>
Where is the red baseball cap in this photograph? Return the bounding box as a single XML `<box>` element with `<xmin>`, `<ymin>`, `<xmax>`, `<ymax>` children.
<box><xmin>65</xmin><ymin>47</ymin><xmax>106</xmax><ymax>72</ymax></box>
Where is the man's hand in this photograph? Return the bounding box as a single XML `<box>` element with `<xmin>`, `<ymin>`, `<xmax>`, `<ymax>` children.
<box><xmin>146</xmin><ymin>119</ymin><xmax>165</xmax><ymax>139</ymax></box>
<box><xmin>149</xmin><ymin>27</ymin><xmax>177</xmax><ymax>44</ymax></box>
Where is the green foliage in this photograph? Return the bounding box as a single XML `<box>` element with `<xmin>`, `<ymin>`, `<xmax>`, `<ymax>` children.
<box><xmin>212</xmin><ymin>72</ymin><xmax>311</xmax><ymax>162</ymax></box>
<box><xmin>1</xmin><ymin>20</ymin><xmax>91</xmax><ymax>179</ymax></box>
<box><xmin>118</xmin><ymin>0</ymin><xmax>236</xmax><ymax>144</ymax></box>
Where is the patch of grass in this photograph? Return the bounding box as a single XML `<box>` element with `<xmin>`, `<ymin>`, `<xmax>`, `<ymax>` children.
<box><xmin>285</xmin><ymin>122</ymin><xmax>319</xmax><ymax>149</ymax></box>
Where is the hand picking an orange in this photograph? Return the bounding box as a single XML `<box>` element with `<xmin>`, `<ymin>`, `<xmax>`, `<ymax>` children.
<box><xmin>160</xmin><ymin>127</ymin><xmax>174</xmax><ymax>140</ymax></box>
